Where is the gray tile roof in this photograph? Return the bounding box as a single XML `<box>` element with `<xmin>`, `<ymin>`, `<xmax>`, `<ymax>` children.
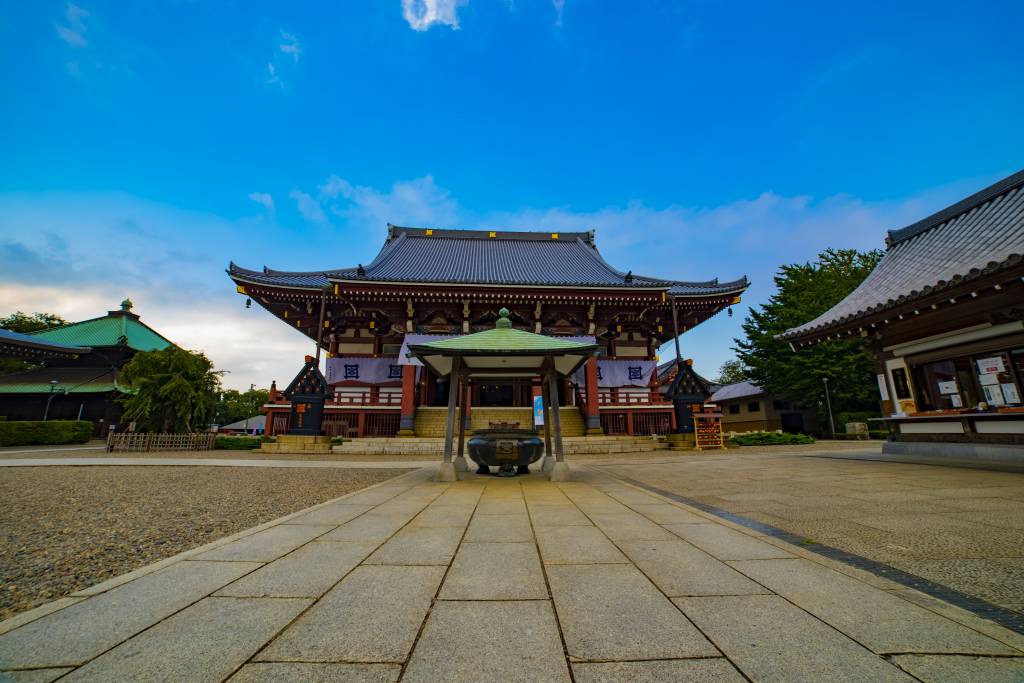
<box><xmin>779</xmin><ymin>169</ymin><xmax>1024</xmax><ymax>341</ymax></box>
<box><xmin>709</xmin><ymin>380</ymin><xmax>763</xmax><ymax>402</ymax></box>
<box><xmin>229</xmin><ymin>225</ymin><xmax>748</xmax><ymax>295</ymax></box>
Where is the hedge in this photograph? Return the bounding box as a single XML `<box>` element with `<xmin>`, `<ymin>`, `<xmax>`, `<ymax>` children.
<box><xmin>214</xmin><ymin>436</ymin><xmax>264</xmax><ymax>450</ymax></box>
<box><xmin>728</xmin><ymin>432</ymin><xmax>816</xmax><ymax>447</ymax></box>
<box><xmin>0</xmin><ymin>420</ymin><xmax>93</xmax><ymax>447</ymax></box>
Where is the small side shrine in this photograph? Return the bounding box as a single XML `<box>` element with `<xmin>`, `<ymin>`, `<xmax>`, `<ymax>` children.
<box><xmin>407</xmin><ymin>308</ymin><xmax>598</xmax><ymax>482</ymax></box>
<box><xmin>693</xmin><ymin>406</ymin><xmax>725</xmax><ymax>450</ymax></box>
<box><xmin>259</xmin><ymin>356</ymin><xmax>334</xmax><ymax>455</ymax></box>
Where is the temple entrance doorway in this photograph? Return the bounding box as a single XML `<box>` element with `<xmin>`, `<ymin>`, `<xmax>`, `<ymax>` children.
<box><xmin>474</xmin><ymin>380</ymin><xmax>533</xmax><ymax>407</ymax></box>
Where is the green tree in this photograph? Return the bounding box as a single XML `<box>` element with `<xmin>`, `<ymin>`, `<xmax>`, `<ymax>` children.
<box><xmin>0</xmin><ymin>311</ymin><xmax>68</xmax><ymax>376</ymax></box>
<box><xmin>734</xmin><ymin>248</ymin><xmax>884</xmax><ymax>431</ymax></box>
<box><xmin>119</xmin><ymin>347</ymin><xmax>222</xmax><ymax>432</ymax></box>
<box><xmin>715</xmin><ymin>359</ymin><xmax>749</xmax><ymax>384</ymax></box>
<box><xmin>215</xmin><ymin>387</ymin><xmax>269</xmax><ymax>425</ymax></box>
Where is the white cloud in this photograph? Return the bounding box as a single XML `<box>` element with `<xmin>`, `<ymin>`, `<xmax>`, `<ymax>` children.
<box><xmin>266</xmin><ymin>62</ymin><xmax>280</xmax><ymax>86</ymax></box>
<box><xmin>289</xmin><ymin>189</ymin><xmax>327</xmax><ymax>224</ymax></box>
<box><xmin>55</xmin><ymin>2</ymin><xmax>89</xmax><ymax>48</ymax></box>
<box><xmin>552</xmin><ymin>0</ymin><xmax>565</xmax><ymax>27</ymax></box>
<box><xmin>401</xmin><ymin>0</ymin><xmax>467</xmax><ymax>31</ymax></box>
<box><xmin>278</xmin><ymin>30</ymin><xmax>301</xmax><ymax>61</ymax></box>
<box><xmin>248</xmin><ymin>192</ymin><xmax>275</xmax><ymax>213</ymax></box>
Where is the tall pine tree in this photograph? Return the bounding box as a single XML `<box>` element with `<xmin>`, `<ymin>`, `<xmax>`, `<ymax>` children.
<box><xmin>734</xmin><ymin>248</ymin><xmax>883</xmax><ymax>427</ymax></box>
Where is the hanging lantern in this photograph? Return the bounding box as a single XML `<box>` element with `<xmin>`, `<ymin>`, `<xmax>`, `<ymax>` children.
<box><xmin>245</xmin><ymin>298</ymin><xmax>252</xmax><ymax>309</ymax></box>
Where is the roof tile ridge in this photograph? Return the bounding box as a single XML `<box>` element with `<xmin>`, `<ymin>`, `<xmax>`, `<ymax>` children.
<box><xmin>351</xmin><ymin>229</ymin><xmax>408</xmax><ymax>276</ymax></box>
<box><xmin>27</xmin><ymin>316</ymin><xmax>107</xmax><ymax>337</ymax></box>
<box><xmin>573</xmin><ymin>235</ymin><xmax>633</xmax><ymax>282</ymax></box>
<box><xmin>886</xmin><ymin>169</ymin><xmax>1024</xmax><ymax>247</ymax></box>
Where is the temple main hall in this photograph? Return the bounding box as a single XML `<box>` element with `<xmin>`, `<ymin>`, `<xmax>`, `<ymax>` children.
<box><xmin>228</xmin><ymin>225</ymin><xmax>747</xmax><ymax>439</ymax></box>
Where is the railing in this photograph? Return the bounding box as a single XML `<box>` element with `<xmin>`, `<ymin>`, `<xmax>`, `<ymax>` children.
<box><xmin>597</xmin><ymin>389</ymin><xmax>671</xmax><ymax>406</ymax></box>
<box><xmin>632</xmin><ymin>412</ymin><xmax>674</xmax><ymax>436</ymax></box>
<box><xmin>106</xmin><ymin>432</ymin><xmax>216</xmax><ymax>452</ymax></box>
<box><xmin>331</xmin><ymin>391</ymin><xmax>403</xmax><ymax>406</ymax></box>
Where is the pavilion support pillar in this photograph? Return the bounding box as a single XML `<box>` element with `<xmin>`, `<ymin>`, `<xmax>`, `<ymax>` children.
<box><xmin>462</xmin><ymin>380</ymin><xmax>472</xmax><ymax>433</ymax></box>
<box><xmin>548</xmin><ymin>372</ymin><xmax>570</xmax><ymax>481</ymax></box>
<box><xmin>583</xmin><ymin>357</ymin><xmax>602</xmax><ymax>435</ymax></box>
<box><xmin>398</xmin><ymin>364</ymin><xmax>417</xmax><ymax>437</ymax></box>
<box><xmin>436</xmin><ymin>358</ymin><xmax>460</xmax><ymax>482</ymax></box>
<box><xmin>454</xmin><ymin>374</ymin><xmax>469</xmax><ymax>472</ymax></box>
<box><xmin>540</xmin><ymin>379</ymin><xmax>553</xmax><ymax>473</ymax></box>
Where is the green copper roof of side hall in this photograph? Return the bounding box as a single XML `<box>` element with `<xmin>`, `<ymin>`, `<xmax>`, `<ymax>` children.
<box><xmin>409</xmin><ymin>309</ymin><xmax>598</xmax><ymax>355</ymax></box>
<box><xmin>28</xmin><ymin>301</ymin><xmax>173</xmax><ymax>352</ymax></box>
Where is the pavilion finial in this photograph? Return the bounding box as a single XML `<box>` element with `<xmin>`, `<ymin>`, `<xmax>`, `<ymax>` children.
<box><xmin>120</xmin><ymin>298</ymin><xmax>133</xmax><ymax>312</ymax></box>
<box><xmin>496</xmin><ymin>307</ymin><xmax>512</xmax><ymax>329</ymax></box>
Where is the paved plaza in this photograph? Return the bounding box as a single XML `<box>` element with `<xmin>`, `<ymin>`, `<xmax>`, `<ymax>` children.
<box><xmin>2</xmin><ymin>462</ymin><xmax>1024</xmax><ymax>682</ymax></box>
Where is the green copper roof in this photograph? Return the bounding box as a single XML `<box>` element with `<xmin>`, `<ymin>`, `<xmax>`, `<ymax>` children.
<box><xmin>29</xmin><ymin>307</ymin><xmax>172</xmax><ymax>352</ymax></box>
<box><xmin>410</xmin><ymin>308</ymin><xmax>597</xmax><ymax>355</ymax></box>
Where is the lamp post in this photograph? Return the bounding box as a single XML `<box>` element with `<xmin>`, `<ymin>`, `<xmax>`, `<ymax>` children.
<box><xmin>822</xmin><ymin>377</ymin><xmax>836</xmax><ymax>438</ymax></box>
<box><xmin>244</xmin><ymin>383</ymin><xmax>255</xmax><ymax>433</ymax></box>
<box><xmin>43</xmin><ymin>380</ymin><xmax>60</xmax><ymax>421</ymax></box>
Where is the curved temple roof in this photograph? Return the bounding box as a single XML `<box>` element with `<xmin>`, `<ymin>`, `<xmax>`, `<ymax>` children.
<box><xmin>779</xmin><ymin>169</ymin><xmax>1024</xmax><ymax>342</ymax></box>
<box><xmin>229</xmin><ymin>225</ymin><xmax>748</xmax><ymax>296</ymax></box>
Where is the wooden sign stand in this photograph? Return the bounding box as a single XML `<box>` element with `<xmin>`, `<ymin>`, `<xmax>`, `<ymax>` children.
<box><xmin>693</xmin><ymin>410</ymin><xmax>724</xmax><ymax>451</ymax></box>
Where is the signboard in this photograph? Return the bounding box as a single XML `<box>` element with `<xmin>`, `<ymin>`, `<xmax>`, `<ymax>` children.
<box><xmin>693</xmin><ymin>412</ymin><xmax>724</xmax><ymax>450</ymax></box>
<box><xmin>876</xmin><ymin>374</ymin><xmax>889</xmax><ymax>401</ymax></box>
<box><xmin>533</xmin><ymin>394</ymin><xmax>545</xmax><ymax>427</ymax></box>
<box><xmin>1002</xmin><ymin>383</ymin><xmax>1021</xmax><ymax>405</ymax></box>
<box><xmin>977</xmin><ymin>356</ymin><xmax>1005</xmax><ymax>374</ymax></box>
<box><xmin>937</xmin><ymin>380</ymin><xmax>958</xmax><ymax>395</ymax></box>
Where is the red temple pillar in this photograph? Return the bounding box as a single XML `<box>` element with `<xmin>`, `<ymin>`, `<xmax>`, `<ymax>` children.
<box><xmin>584</xmin><ymin>357</ymin><xmax>603</xmax><ymax>435</ymax></box>
<box><xmin>398</xmin><ymin>364</ymin><xmax>417</xmax><ymax>436</ymax></box>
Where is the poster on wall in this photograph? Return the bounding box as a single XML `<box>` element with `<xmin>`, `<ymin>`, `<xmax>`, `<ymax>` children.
<box><xmin>976</xmin><ymin>356</ymin><xmax>1006</xmax><ymax>374</ymax></box>
<box><xmin>876</xmin><ymin>374</ymin><xmax>889</xmax><ymax>401</ymax></box>
<box><xmin>982</xmin><ymin>384</ymin><xmax>1005</xmax><ymax>406</ymax></box>
<box><xmin>950</xmin><ymin>394</ymin><xmax>963</xmax><ymax>408</ymax></box>
<box><xmin>1002</xmin><ymin>383</ymin><xmax>1021</xmax><ymax>405</ymax></box>
<box><xmin>937</xmin><ymin>380</ymin><xmax>958</xmax><ymax>395</ymax></box>
<box><xmin>979</xmin><ymin>373</ymin><xmax>999</xmax><ymax>386</ymax></box>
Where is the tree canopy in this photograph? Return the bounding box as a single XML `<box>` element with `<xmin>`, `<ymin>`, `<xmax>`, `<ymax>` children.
<box><xmin>734</xmin><ymin>248</ymin><xmax>884</xmax><ymax>430</ymax></box>
<box><xmin>119</xmin><ymin>347</ymin><xmax>222</xmax><ymax>432</ymax></box>
<box><xmin>215</xmin><ymin>387</ymin><xmax>270</xmax><ymax>426</ymax></box>
<box><xmin>715</xmin><ymin>359</ymin><xmax>749</xmax><ymax>385</ymax></box>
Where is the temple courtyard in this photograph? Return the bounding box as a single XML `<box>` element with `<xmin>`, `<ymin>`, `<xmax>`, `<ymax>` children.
<box><xmin>1</xmin><ymin>447</ymin><xmax>1024</xmax><ymax>681</ymax></box>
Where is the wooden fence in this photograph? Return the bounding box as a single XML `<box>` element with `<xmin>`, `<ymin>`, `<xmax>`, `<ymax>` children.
<box><xmin>106</xmin><ymin>432</ymin><xmax>217</xmax><ymax>452</ymax></box>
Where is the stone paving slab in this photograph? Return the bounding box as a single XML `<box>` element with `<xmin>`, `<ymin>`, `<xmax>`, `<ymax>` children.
<box><xmin>0</xmin><ymin>560</ymin><xmax>261</xmax><ymax>668</ymax></box>
<box><xmin>60</xmin><ymin>597</ymin><xmax>310</xmax><ymax>682</ymax></box>
<box><xmin>408</xmin><ymin>504</ymin><xmax>475</xmax><ymax>528</ymax></box>
<box><xmin>528</xmin><ymin>503</ymin><xmax>592</xmax><ymax>526</ymax></box>
<box><xmin>464</xmin><ymin>513</ymin><xmax>534</xmax><ymax>542</ymax></box>
<box><xmin>619</xmin><ymin>539</ymin><xmax>769</xmax><ymax>597</ymax></box>
<box><xmin>535</xmin><ymin>526</ymin><xmax>628</xmax><ymax>564</ymax></box>
<box><xmin>319</xmin><ymin>512</ymin><xmax>414</xmax><ymax>542</ymax></box>
<box><xmin>476</xmin><ymin>499</ymin><xmax>528</xmax><ymax>515</ymax></box>
<box><xmin>228</xmin><ymin>662</ymin><xmax>402</xmax><ymax>682</ymax></box>
<box><xmin>256</xmin><ymin>565</ymin><xmax>445</xmax><ymax>663</ymax></box>
<box><xmin>676</xmin><ymin>594</ymin><xmax>916</xmax><ymax>682</ymax></box>
<box><xmin>889</xmin><ymin>654</ymin><xmax>1024</xmax><ymax>682</ymax></box>
<box><xmin>571</xmin><ymin>659</ymin><xmax>746</xmax><ymax>683</ymax></box>
<box><xmin>2</xmin><ymin>668</ymin><xmax>73</xmax><ymax>683</ymax></box>
<box><xmin>215</xmin><ymin>540</ymin><xmax>379</xmax><ymax>598</ymax></box>
<box><xmin>588</xmin><ymin>512</ymin><xmax>676</xmax><ymax>541</ymax></box>
<box><xmin>547</xmin><ymin>563</ymin><xmax>718</xmax><ymax>661</ymax></box>
<box><xmin>664</xmin><ymin>523</ymin><xmax>795</xmax><ymax>560</ymax></box>
<box><xmin>194</xmin><ymin>524</ymin><xmax>335</xmax><ymax>562</ymax></box>
<box><xmin>730</xmin><ymin>558</ymin><xmax>1014</xmax><ymax>654</ymax></box>
<box><xmin>440</xmin><ymin>542</ymin><xmax>548</xmax><ymax>600</ymax></box>
<box><xmin>364</xmin><ymin>526</ymin><xmax>464</xmax><ymax>565</ymax></box>
<box><xmin>282</xmin><ymin>503</ymin><xmax>374</xmax><ymax>526</ymax></box>
<box><xmin>402</xmin><ymin>600</ymin><xmax>571</xmax><ymax>683</ymax></box>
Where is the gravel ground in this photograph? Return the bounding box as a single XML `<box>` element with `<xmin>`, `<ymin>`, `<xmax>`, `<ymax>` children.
<box><xmin>0</xmin><ymin>466</ymin><xmax>411</xmax><ymax>621</ymax></box>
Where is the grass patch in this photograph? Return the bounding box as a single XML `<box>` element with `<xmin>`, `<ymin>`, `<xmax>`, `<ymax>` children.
<box><xmin>728</xmin><ymin>432</ymin><xmax>816</xmax><ymax>447</ymax></box>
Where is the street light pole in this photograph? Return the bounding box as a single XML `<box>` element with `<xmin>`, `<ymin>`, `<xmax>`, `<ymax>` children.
<box><xmin>822</xmin><ymin>377</ymin><xmax>836</xmax><ymax>438</ymax></box>
<box><xmin>43</xmin><ymin>380</ymin><xmax>60</xmax><ymax>421</ymax></box>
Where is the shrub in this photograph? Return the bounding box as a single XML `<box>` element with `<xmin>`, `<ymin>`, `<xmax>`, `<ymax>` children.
<box><xmin>259</xmin><ymin>435</ymin><xmax>276</xmax><ymax>443</ymax></box>
<box><xmin>214</xmin><ymin>436</ymin><xmax>263</xmax><ymax>450</ymax></box>
<box><xmin>728</xmin><ymin>431</ymin><xmax>816</xmax><ymax>447</ymax></box>
<box><xmin>869</xmin><ymin>429</ymin><xmax>890</xmax><ymax>440</ymax></box>
<box><xmin>0</xmin><ymin>420</ymin><xmax>93</xmax><ymax>447</ymax></box>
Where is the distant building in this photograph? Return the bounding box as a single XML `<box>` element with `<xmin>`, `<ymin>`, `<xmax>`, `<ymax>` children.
<box><xmin>779</xmin><ymin>169</ymin><xmax>1024</xmax><ymax>457</ymax></box>
<box><xmin>0</xmin><ymin>300</ymin><xmax>173</xmax><ymax>433</ymax></box>
<box><xmin>218</xmin><ymin>415</ymin><xmax>266</xmax><ymax>435</ymax></box>
<box><xmin>710</xmin><ymin>380</ymin><xmax>820</xmax><ymax>435</ymax></box>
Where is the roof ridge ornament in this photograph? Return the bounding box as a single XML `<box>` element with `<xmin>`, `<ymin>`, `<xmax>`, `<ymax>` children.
<box><xmin>495</xmin><ymin>307</ymin><xmax>512</xmax><ymax>329</ymax></box>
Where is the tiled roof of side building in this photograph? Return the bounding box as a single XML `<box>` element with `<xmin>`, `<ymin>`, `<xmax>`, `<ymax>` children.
<box><xmin>779</xmin><ymin>169</ymin><xmax>1024</xmax><ymax>342</ymax></box>
<box><xmin>709</xmin><ymin>380</ymin><xmax>764</xmax><ymax>403</ymax></box>
<box><xmin>30</xmin><ymin>310</ymin><xmax>173</xmax><ymax>352</ymax></box>
<box><xmin>229</xmin><ymin>225</ymin><xmax>748</xmax><ymax>294</ymax></box>
<box><xmin>0</xmin><ymin>327</ymin><xmax>91</xmax><ymax>356</ymax></box>
<box><xmin>0</xmin><ymin>367</ymin><xmax>130</xmax><ymax>394</ymax></box>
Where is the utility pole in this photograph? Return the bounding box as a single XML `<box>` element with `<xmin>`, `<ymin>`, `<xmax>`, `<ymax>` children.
<box><xmin>43</xmin><ymin>380</ymin><xmax>60</xmax><ymax>420</ymax></box>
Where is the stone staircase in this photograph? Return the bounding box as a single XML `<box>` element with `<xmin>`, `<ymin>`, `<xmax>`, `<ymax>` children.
<box><xmin>413</xmin><ymin>406</ymin><xmax>586</xmax><ymax>437</ymax></box>
<box><xmin>331</xmin><ymin>433</ymin><xmax>669</xmax><ymax>457</ymax></box>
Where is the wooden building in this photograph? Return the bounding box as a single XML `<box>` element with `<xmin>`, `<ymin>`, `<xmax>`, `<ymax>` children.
<box><xmin>779</xmin><ymin>170</ymin><xmax>1024</xmax><ymax>457</ymax></box>
<box><xmin>0</xmin><ymin>300</ymin><xmax>173</xmax><ymax>434</ymax></box>
<box><xmin>709</xmin><ymin>380</ymin><xmax>820</xmax><ymax>436</ymax></box>
<box><xmin>229</xmin><ymin>226</ymin><xmax>747</xmax><ymax>438</ymax></box>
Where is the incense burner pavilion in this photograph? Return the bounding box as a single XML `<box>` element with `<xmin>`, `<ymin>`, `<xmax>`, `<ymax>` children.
<box><xmin>229</xmin><ymin>225</ymin><xmax>747</xmax><ymax>440</ymax></box>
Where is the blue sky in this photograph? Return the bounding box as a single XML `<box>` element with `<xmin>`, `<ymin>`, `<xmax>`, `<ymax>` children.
<box><xmin>1</xmin><ymin>0</ymin><xmax>1022</xmax><ymax>389</ymax></box>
